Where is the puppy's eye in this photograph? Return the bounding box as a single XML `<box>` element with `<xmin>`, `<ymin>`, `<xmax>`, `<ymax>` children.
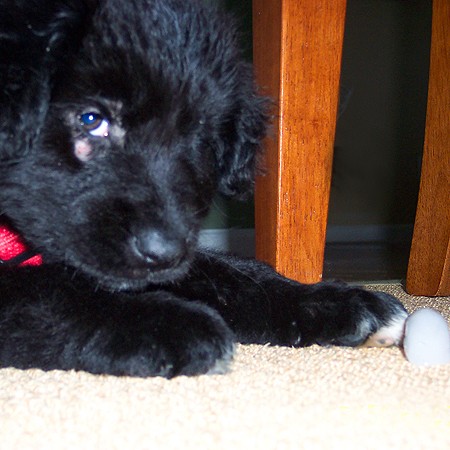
<box><xmin>79</xmin><ymin>112</ymin><xmax>109</xmax><ymax>137</ymax></box>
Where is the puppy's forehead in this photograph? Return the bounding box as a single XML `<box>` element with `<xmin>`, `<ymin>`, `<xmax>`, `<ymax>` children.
<box><xmin>103</xmin><ymin>99</ymin><xmax>124</xmax><ymax>116</ymax></box>
<box><xmin>86</xmin><ymin>0</ymin><xmax>237</xmax><ymax>78</ymax></box>
<box><xmin>61</xmin><ymin>0</ymin><xmax>240</xmax><ymax>128</ymax></box>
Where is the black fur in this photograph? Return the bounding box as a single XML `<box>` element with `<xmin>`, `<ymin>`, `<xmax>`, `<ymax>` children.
<box><xmin>0</xmin><ymin>0</ymin><xmax>407</xmax><ymax>377</ymax></box>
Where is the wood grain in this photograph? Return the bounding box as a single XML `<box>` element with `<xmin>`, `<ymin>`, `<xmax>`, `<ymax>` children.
<box><xmin>253</xmin><ymin>0</ymin><xmax>347</xmax><ymax>283</ymax></box>
<box><xmin>406</xmin><ymin>0</ymin><xmax>450</xmax><ymax>296</ymax></box>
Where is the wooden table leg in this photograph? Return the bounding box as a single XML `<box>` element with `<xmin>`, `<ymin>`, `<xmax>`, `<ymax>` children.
<box><xmin>253</xmin><ymin>0</ymin><xmax>347</xmax><ymax>283</ymax></box>
<box><xmin>406</xmin><ymin>0</ymin><xmax>450</xmax><ymax>296</ymax></box>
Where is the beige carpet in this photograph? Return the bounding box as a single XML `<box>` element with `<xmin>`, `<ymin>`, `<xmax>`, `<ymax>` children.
<box><xmin>1</xmin><ymin>283</ymin><xmax>449</xmax><ymax>450</ymax></box>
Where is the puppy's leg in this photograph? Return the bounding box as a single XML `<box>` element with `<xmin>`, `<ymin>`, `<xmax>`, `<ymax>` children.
<box><xmin>0</xmin><ymin>266</ymin><xmax>234</xmax><ymax>377</ymax></box>
<box><xmin>174</xmin><ymin>251</ymin><xmax>408</xmax><ymax>348</ymax></box>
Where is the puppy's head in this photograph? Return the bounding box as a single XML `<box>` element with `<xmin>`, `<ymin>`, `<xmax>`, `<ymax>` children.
<box><xmin>1</xmin><ymin>0</ymin><xmax>268</xmax><ymax>290</ymax></box>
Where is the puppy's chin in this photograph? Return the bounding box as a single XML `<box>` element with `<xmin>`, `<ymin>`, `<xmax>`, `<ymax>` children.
<box><xmin>68</xmin><ymin>256</ymin><xmax>194</xmax><ymax>292</ymax></box>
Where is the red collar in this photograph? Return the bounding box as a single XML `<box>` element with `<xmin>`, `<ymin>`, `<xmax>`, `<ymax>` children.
<box><xmin>0</xmin><ymin>224</ymin><xmax>42</xmax><ymax>267</ymax></box>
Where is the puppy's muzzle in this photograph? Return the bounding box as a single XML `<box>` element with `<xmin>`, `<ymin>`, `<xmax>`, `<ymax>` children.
<box><xmin>129</xmin><ymin>228</ymin><xmax>188</xmax><ymax>271</ymax></box>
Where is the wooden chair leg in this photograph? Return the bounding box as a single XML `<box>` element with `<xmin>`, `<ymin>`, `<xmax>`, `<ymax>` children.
<box><xmin>253</xmin><ymin>0</ymin><xmax>347</xmax><ymax>283</ymax></box>
<box><xmin>406</xmin><ymin>0</ymin><xmax>450</xmax><ymax>296</ymax></box>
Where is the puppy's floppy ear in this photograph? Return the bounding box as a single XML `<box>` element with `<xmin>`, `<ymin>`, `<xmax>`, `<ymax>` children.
<box><xmin>215</xmin><ymin>87</ymin><xmax>269</xmax><ymax>201</ymax></box>
<box><xmin>0</xmin><ymin>0</ymin><xmax>97</xmax><ymax>162</ymax></box>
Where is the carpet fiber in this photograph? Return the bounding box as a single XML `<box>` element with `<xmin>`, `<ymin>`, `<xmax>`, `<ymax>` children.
<box><xmin>1</xmin><ymin>284</ymin><xmax>449</xmax><ymax>449</ymax></box>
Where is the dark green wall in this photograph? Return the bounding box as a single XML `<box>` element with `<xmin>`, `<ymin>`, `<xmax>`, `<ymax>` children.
<box><xmin>203</xmin><ymin>0</ymin><xmax>254</xmax><ymax>229</ymax></box>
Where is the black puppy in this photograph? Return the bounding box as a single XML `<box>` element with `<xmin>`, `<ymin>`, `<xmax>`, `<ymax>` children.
<box><xmin>0</xmin><ymin>0</ymin><xmax>407</xmax><ymax>377</ymax></box>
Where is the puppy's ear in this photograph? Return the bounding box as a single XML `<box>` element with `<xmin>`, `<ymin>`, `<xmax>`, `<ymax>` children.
<box><xmin>216</xmin><ymin>89</ymin><xmax>269</xmax><ymax>200</ymax></box>
<box><xmin>0</xmin><ymin>0</ymin><xmax>96</xmax><ymax>162</ymax></box>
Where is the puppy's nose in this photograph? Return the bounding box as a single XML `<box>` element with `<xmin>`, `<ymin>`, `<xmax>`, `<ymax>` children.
<box><xmin>130</xmin><ymin>229</ymin><xmax>187</xmax><ymax>270</ymax></box>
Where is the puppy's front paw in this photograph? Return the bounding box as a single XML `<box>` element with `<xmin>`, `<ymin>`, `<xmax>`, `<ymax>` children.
<box><xmin>358</xmin><ymin>293</ymin><xmax>408</xmax><ymax>348</ymax></box>
<box><xmin>332</xmin><ymin>290</ymin><xmax>407</xmax><ymax>348</ymax></box>
<box><xmin>276</xmin><ymin>285</ymin><xmax>407</xmax><ymax>348</ymax></box>
<box><xmin>76</xmin><ymin>298</ymin><xmax>235</xmax><ymax>378</ymax></box>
